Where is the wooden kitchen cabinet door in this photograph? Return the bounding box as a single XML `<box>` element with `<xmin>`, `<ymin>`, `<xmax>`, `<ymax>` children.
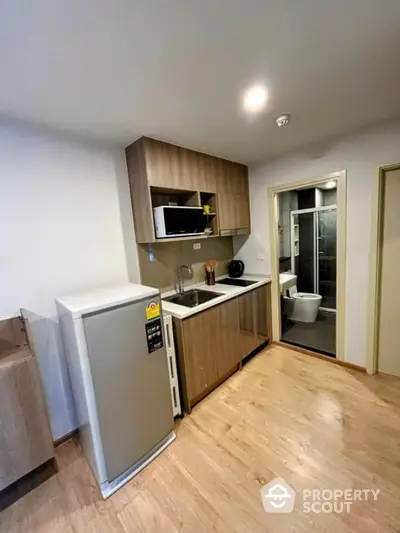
<box><xmin>237</xmin><ymin>291</ymin><xmax>259</xmax><ymax>358</ymax></box>
<box><xmin>236</xmin><ymin>193</ymin><xmax>251</xmax><ymax>233</ymax></box>
<box><xmin>254</xmin><ymin>285</ymin><xmax>269</xmax><ymax>345</ymax></box>
<box><xmin>144</xmin><ymin>138</ymin><xmax>172</xmax><ymax>187</ymax></box>
<box><xmin>217</xmin><ymin>161</ymin><xmax>250</xmax><ymax>234</ymax></box>
<box><xmin>177</xmin><ymin>146</ymin><xmax>201</xmax><ymax>191</ymax></box>
<box><xmin>218</xmin><ymin>192</ymin><xmax>237</xmax><ymax>234</ymax></box>
<box><xmin>198</xmin><ymin>153</ymin><xmax>218</xmax><ymax>193</ymax></box>
<box><xmin>217</xmin><ymin>298</ymin><xmax>241</xmax><ymax>378</ymax></box>
<box><xmin>217</xmin><ymin>161</ymin><xmax>237</xmax><ymax>233</ymax></box>
<box><xmin>255</xmin><ymin>284</ymin><xmax>272</xmax><ymax>344</ymax></box>
<box><xmin>144</xmin><ymin>138</ymin><xmax>196</xmax><ymax>190</ymax></box>
<box><xmin>235</xmin><ymin>165</ymin><xmax>251</xmax><ymax>232</ymax></box>
<box><xmin>182</xmin><ymin>307</ymin><xmax>219</xmax><ymax>401</ymax></box>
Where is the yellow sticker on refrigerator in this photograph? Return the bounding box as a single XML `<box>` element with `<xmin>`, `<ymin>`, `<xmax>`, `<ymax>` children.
<box><xmin>146</xmin><ymin>301</ymin><xmax>160</xmax><ymax>321</ymax></box>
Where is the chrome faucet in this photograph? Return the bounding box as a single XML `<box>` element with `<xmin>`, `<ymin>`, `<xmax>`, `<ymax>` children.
<box><xmin>176</xmin><ymin>265</ymin><xmax>193</xmax><ymax>295</ymax></box>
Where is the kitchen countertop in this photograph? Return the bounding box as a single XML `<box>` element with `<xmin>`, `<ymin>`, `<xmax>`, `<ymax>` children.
<box><xmin>161</xmin><ymin>274</ymin><xmax>271</xmax><ymax>319</ymax></box>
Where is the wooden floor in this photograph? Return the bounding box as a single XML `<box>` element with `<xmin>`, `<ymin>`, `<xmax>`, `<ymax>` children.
<box><xmin>2</xmin><ymin>345</ymin><xmax>400</xmax><ymax>533</ymax></box>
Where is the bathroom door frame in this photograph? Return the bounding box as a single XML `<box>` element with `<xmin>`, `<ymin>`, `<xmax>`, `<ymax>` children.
<box><xmin>367</xmin><ymin>163</ymin><xmax>400</xmax><ymax>375</ymax></box>
<box><xmin>267</xmin><ymin>170</ymin><xmax>347</xmax><ymax>362</ymax></box>
<box><xmin>290</xmin><ymin>205</ymin><xmax>337</xmax><ymax>312</ymax></box>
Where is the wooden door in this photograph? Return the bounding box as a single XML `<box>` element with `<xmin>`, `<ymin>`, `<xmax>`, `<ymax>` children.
<box><xmin>182</xmin><ymin>307</ymin><xmax>219</xmax><ymax>400</ymax></box>
<box><xmin>237</xmin><ymin>291</ymin><xmax>258</xmax><ymax>358</ymax></box>
<box><xmin>217</xmin><ymin>298</ymin><xmax>241</xmax><ymax>378</ymax></box>
<box><xmin>378</xmin><ymin>168</ymin><xmax>400</xmax><ymax>376</ymax></box>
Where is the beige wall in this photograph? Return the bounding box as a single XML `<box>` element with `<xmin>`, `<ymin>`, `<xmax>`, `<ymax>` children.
<box><xmin>233</xmin><ymin>118</ymin><xmax>400</xmax><ymax>368</ymax></box>
<box><xmin>139</xmin><ymin>237</ymin><xmax>234</xmax><ymax>291</ymax></box>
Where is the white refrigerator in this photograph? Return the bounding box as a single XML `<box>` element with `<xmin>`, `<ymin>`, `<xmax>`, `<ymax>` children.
<box><xmin>56</xmin><ymin>283</ymin><xmax>175</xmax><ymax>498</ymax></box>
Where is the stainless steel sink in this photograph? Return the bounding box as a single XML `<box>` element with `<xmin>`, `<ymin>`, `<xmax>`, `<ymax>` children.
<box><xmin>163</xmin><ymin>289</ymin><xmax>223</xmax><ymax>308</ymax></box>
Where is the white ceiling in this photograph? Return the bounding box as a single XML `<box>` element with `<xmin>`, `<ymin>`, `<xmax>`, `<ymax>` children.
<box><xmin>1</xmin><ymin>0</ymin><xmax>400</xmax><ymax>164</ymax></box>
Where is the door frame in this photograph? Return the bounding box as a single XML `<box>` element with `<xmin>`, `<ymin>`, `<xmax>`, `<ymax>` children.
<box><xmin>267</xmin><ymin>170</ymin><xmax>347</xmax><ymax>361</ymax></box>
<box><xmin>366</xmin><ymin>163</ymin><xmax>400</xmax><ymax>375</ymax></box>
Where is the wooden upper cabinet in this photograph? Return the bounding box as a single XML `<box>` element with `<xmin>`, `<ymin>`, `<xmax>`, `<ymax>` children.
<box><xmin>217</xmin><ymin>161</ymin><xmax>251</xmax><ymax>233</ymax></box>
<box><xmin>144</xmin><ymin>138</ymin><xmax>218</xmax><ymax>192</ymax></box>
<box><xmin>144</xmin><ymin>138</ymin><xmax>188</xmax><ymax>190</ymax></box>
<box><xmin>198</xmin><ymin>153</ymin><xmax>217</xmax><ymax>193</ymax></box>
<box><xmin>125</xmin><ymin>136</ymin><xmax>250</xmax><ymax>242</ymax></box>
<box><xmin>217</xmin><ymin>192</ymin><xmax>236</xmax><ymax>234</ymax></box>
<box><xmin>236</xmin><ymin>192</ymin><xmax>251</xmax><ymax>233</ymax></box>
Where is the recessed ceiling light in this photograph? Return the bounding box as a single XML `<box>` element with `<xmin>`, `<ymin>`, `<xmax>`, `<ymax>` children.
<box><xmin>243</xmin><ymin>85</ymin><xmax>268</xmax><ymax>113</ymax></box>
<box><xmin>324</xmin><ymin>180</ymin><xmax>337</xmax><ymax>189</ymax></box>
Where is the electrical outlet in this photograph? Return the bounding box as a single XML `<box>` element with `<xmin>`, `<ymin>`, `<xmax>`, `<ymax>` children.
<box><xmin>193</xmin><ymin>242</ymin><xmax>201</xmax><ymax>250</ymax></box>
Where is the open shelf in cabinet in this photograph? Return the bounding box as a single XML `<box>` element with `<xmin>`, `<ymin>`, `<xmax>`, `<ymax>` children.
<box><xmin>150</xmin><ymin>187</ymin><xmax>200</xmax><ymax>208</ymax></box>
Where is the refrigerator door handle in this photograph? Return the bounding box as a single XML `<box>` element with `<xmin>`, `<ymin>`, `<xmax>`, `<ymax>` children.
<box><xmin>165</xmin><ymin>321</ymin><xmax>171</xmax><ymax>348</ymax></box>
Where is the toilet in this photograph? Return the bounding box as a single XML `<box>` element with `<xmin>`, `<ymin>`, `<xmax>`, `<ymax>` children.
<box><xmin>284</xmin><ymin>286</ymin><xmax>322</xmax><ymax>323</ymax></box>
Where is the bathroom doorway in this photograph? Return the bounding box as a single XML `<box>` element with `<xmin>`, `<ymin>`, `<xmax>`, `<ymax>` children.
<box><xmin>268</xmin><ymin>171</ymin><xmax>346</xmax><ymax>361</ymax></box>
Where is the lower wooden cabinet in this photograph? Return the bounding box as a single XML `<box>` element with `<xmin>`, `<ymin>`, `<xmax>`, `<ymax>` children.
<box><xmin>173</xmin><ymin>284</ymin><xmax>271</xmax><ymax>413</ymax></box>
<box><xmin>174</xmin><ymin>306</ymin><xmax>219</xmax><ymax>404</ymax></box>
<box><xmin>237</xmin><ymin>291</ymin><xmax>259</xmax><ymax>357</ymax></box>
<box><xmin>217</xmin><ymin>297</ymin><xmax>241</xmax><ymax>378</ymax></box>
<box><xmin>237</xmin><ymin>285</ymin><xmax>272</xmax><ymax>356</ymax></box>
<box><xmin>255</xmin><ymin>284</ymin><xmax>271</xmax><ymax>345</ymax></box>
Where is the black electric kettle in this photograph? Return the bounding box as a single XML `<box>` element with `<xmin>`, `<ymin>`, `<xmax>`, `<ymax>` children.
<box><xmin>228</xmin><ymin>260</ymin><xmax>245</xmax><ymax>278</ymax></box>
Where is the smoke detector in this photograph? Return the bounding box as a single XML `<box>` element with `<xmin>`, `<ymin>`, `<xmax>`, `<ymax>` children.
<box><xmin>276</xmin><ymin>114</ymin><xmax>291</xmax><ymax>127</ymax></box>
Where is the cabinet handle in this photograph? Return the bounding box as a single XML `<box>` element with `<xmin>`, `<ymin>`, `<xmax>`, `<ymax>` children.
<box><xmin>165</xmin><ymin>321</ymin><xmax>171</xmax><ymax>348</ymax></box>
<box><xmin>237</xmin><ymin>228</ymin><xmax>249</xmax><ymax>235</ymax></box>
<box><xmin>220</xmin><ymin>229</ymin><xmax>237</xmax><ymax>236</ymax></box>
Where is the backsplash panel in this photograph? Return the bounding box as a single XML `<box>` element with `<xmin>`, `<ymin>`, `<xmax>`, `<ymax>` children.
<box><xmin>138</xmin><ymin>237</ymin><xmax>234</xmax><ymax>292</ymax></box>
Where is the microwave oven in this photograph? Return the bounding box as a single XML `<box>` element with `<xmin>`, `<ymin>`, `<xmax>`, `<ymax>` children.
<box><xmin>153</xmin><ymin>206</ymin><xmax>206</xmax><ymax>238</ymax></box>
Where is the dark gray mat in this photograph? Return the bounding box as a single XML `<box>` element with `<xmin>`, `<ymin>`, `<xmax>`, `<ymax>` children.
<box><xmin>282</xmin><ymin>311</ymin><xmax>336</xmax><ymax>356</ymax></box>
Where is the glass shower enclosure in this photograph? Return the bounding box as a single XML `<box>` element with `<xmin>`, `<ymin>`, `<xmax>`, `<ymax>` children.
<box><xmin>290</xmin><ymin>205</ymin><xmax>337</xmax><ymax>310</ymax></box>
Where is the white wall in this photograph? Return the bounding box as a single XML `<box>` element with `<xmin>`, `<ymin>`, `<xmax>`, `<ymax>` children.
<box><xmin>0</xmin><ymin>121</ymin><xmax>140</xmax><ymax>439</ymax></box>
<box><xmin>235</xmin><ymin>119</ymin><xmax>400</xmax><ymax>368</ymax></box>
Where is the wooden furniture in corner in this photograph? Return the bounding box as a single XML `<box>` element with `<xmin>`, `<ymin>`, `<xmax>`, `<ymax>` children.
<box><xmin>173</xmin><ymin>283</ymin><xmax>271</xmax><ymax>413</ymax></box>
<box><xmin>0</xmin><ymin>317</ymin><xmax>54</xmax><ymax>491</ymax></box>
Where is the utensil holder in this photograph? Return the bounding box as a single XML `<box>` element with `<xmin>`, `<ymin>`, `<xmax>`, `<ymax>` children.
<box><xmin>205</xmin><ymin>270</ymin><xmax>215</xmax><ymax>285</ymax></box>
